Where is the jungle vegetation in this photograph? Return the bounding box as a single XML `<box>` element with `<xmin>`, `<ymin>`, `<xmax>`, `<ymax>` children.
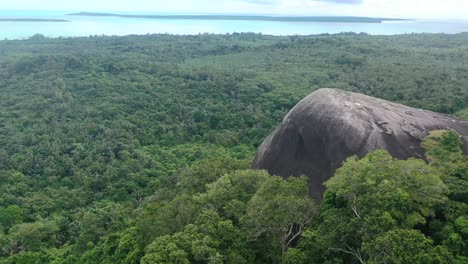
<box><xmin>0</xmin><ymin>33</ymin><xmax>466</xmax><ymax>263</ymax></box>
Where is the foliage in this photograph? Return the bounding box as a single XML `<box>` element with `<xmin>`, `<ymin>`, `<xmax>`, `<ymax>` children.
<box><xmin>455</xmin><ymin>108</ymin><xmax>468</xmax><ymax>119</ymax></box>
<box><xmin>296</xmin><ymin>150</ymin><xmax>451</xmax><ymax>263</ymax></box>
<box><xmin>362</xmin><ymin>229</ymin><xmax>454</xmax><ymax>264</ymax></box>
<box><xmin>245</xmin><ymin>176</ymin><xmax>316</xmax><ymax>253</ymax></box>
<box><xmin>0</xmin><ymin>33</ymin><xmax>467</xmax><ymax>262</ymax></box>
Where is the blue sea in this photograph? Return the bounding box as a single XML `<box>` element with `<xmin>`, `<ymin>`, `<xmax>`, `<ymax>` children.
<box><xmin>0</xmin><ymin>10</ymin><xmax>468</xmax><ymax>39</ymax></box>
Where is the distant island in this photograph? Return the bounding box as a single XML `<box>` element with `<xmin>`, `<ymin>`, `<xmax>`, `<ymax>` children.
<box><xmin>0</xmin><ymin>18</ymin><xmax>69</xmax><ymax>22</ymax></box>
<box><xmin>69</xmin><ymin>12</ymin><xmax>408</xmax><ymax>23</ymax></box>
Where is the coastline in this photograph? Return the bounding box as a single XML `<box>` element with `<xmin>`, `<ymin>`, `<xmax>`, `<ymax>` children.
<box><xmin>68</xmin><ymin>12</ymin><xmax>409</xmax><ymax>24</ymax></box>
<box><xmin>0</xmin><ymin>18</ymin><xmax>69</xmax><ymax>22</ymax></box>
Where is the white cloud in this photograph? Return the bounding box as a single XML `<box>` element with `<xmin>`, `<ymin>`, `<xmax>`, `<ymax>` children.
<box><xmin>229</xmin><ymin>0</ymin><xmax>468</xmax><ymax>18</ymax></box>
<box><xmin>1</xmin><ymin>0</ymin><xmax>468</xmax><ymax>19</ymax></box>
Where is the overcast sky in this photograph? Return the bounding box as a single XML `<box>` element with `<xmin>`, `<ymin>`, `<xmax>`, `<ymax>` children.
<box><xmin>2</xmin><ymin>0</ymin><xmax>468</xmax><ymax>19</ymax></box>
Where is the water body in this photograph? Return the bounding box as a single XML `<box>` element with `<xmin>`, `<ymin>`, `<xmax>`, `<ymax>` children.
<box><xmin>0</xmin><ymin>10</ymin><xmax>467</xmax><ymax>39</ymax></box>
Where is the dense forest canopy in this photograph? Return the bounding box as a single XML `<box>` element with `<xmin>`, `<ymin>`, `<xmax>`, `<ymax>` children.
<box><xmin>0</xmin><ymin>33</ymin><xmax>467</xmax><ymax>263</ymax></box>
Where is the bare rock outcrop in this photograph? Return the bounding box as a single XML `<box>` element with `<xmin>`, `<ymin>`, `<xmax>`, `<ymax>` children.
<box><xmin>252</xmin><ymin>88</ymin><xmax>468</xmax><ymax>201</ymax></box>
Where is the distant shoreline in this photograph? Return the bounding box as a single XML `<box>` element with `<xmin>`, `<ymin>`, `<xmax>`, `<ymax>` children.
<box><xmin>0</xmin><ymin>18</ymin><xmax>69</xmax><ymax>22</ymax></box>
<box><xmin>69</xmin><ymin>12</ymin><xmax>409</xmax><ymax>24</ymax></box>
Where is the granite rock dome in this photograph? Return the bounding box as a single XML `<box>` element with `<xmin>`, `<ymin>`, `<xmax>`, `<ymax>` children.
<box><xmin>252</xmin><ymin>88</ymin><xmax>468</xmax><ymax>201</ymax></box>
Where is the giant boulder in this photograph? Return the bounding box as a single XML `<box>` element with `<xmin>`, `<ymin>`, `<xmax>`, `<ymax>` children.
<box><xmin>252</xmin><ymin>88</ymin><xmax>468</xmax><ymax>201</ymax></box>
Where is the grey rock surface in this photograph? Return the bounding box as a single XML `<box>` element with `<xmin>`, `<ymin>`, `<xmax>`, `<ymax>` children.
<box><xmin>252</xmin><ymin>88</ymin><xmax>468</xmax><ymax>201</ymax></box>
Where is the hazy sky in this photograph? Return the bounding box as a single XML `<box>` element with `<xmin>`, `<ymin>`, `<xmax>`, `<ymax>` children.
<box><xmin>2</xmin><ymin>0</ymin><xmax>468</xmax><ymax>19</ymax></box>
